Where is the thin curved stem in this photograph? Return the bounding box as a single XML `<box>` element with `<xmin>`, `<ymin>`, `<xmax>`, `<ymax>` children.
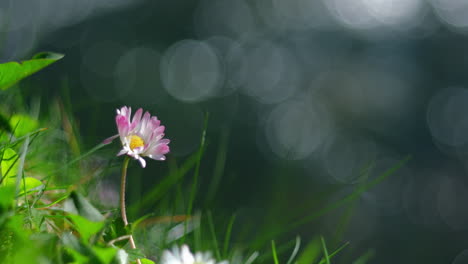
<box><xmin>120</xmin><ymin>156</ymin><xmax>141</xmax><ymax>264</ymax></box>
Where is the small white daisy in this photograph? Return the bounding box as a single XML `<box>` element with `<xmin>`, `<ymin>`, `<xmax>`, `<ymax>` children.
<box><xmin>161</xmin><ymin>245</ymin><xmax>229</xmax><ymax>264</ymax></box>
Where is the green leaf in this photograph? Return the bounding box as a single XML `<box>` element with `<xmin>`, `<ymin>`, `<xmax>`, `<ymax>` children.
<box><xmin>67</xmin><ymin>213</ymin><xmax>105</xmax><ymax>243</ymax></box>
<box><xmin>1</xmin><ymin>148</ymin><xmax>19</xmax><ymax>180</ymax></box>
<box><xmin>93</xmin><ymin>246</ymin><xmax>118</xmax><ymax>264</ymax></box>
<box><xmin>4</xmin><ymin>176</ymin><xmax>43</xmax><ymax>195</ymax></box>
<box><xmin>140</xmin><ymin>258</ymin><xmax>155</xmax><ymax>264</ymax></box>
<box><xmin>0</xmin><ymin>185</ymin><xmax>15</xmax><ymax>210</ymax></box>
<box><xmin>9</xmin><ymin>114</ymin><xmax>39</xmax><ymax>137</ymax></box>
<box><xmin>0</xmin><ymin>52</ymin><xmax>64</xmax><ymax>90</ymax></box>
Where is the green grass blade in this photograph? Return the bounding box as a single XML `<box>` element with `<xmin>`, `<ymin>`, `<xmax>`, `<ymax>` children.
<box><xmin>317</xmin><ymin>242</ymin><xmax>350</xmax><ymax>264</ymax></box>
<box><xmin>320</xmin><ymin>236</ymin><xmax>330</xmax><ymax>264</ymax></box>
<box><xmin>223</xmin><ymin>213</ymin><xmax>236</xmax><ymax>258</ymax></box>
<box><xmin>286</xmin><ymin>236</ymin><xmax>301</xmax><ymax>264</ymax></box>
<box><xmin>252</xmin><ymin>155</ymin><xmax>411</xmax><ymax>249</ymax></box>
<box><xmin>271</xmin><ymin>240</ymin><xmax>280</xmax><ymax>264</ymax></box>
<box><xmin>207</xmin><ymin>211</ymin><xmax>221</xmax><ymax>260</ymax></box>
<box><xmin>187</xmin><ymin>112</ymin><xmax>209</xmax><ymax>217</ymax></box>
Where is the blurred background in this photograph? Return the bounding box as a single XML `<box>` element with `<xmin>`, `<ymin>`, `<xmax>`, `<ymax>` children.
<box><xmin>2</xmin><ymin>0</ymin><xmax>468</xmax><ymax>263</ymax></box>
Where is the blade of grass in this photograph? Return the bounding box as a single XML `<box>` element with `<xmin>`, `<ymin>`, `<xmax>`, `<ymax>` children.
<box><xmin>271</xmin><ymin>240</ymin><xmax>279</xmax><ymax>264</ymax></box>
<box><xmin>223</xmin><ymin>213</ymin><xmax>236</xmax><ymax>257</ymax></box>
<box><xmin>320</xmin><ymin>236</ymin><xmax>330</xmax><ymax>264</ymax></box>
<box><xmin>205</xmin><ymin>125</ymin><xmax>229</xmax><ymax>206</ymax></box>
<box><xmin>317</xmin><ymin>242</ymin><xmax>350</xmax><ymax>264</ymax></box>
<box><xmin>187</xmin><ymin>112</ymin><xmax>209</xmax><ymax>216</ymax></box>
<box><xmin>251</xmin><ymin>155</ymin><xmax>411</xmax><ymax>249</ymax></box>
<box><xmin>352</xmin><ymin>249</ymin><xmax>375</xmax><ymax>264</ymax></box>
<box><xmin>0</xmin><ymin>127</ymin><xmax>48</xmax><ymax>151</ymax></box>
<box><xmin>331</xmin><ymin>162</ymin><xmax>374</xmax><ymax>248</ymax></box>
<box><xmin>286</xmin><ymin>236</ymin><xmax>301</xmax><ymax>264</ymax></box>
<box><xmin>207</xmin><ymin>211</ymin><xmax>221</xmax><ymax>260</ymax></box>
<box><xmin>129</xmin><ymin>147</ymin><xmax>206</xmax><ymax>215</ymax></box>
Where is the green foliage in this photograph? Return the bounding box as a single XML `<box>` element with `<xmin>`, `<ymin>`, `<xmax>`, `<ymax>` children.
<box><xmin>0</xmin><ymin>52</ymin><xmax>64</xmax><ymax>90</ymax></box>
<box><xmin>0</xmin><ymin>52</ymin><xmax>412</xmax><ymax>264</ymax></box>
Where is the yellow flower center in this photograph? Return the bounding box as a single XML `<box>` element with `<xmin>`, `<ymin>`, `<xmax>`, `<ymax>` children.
<box><xmin>129</xmin><ymin>135</ymin><xmax>144</xmax><ymax>150</ymax></box>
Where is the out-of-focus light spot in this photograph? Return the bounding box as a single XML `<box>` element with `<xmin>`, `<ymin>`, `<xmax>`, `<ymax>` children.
<box><xmin>114</xmin><ymin>47</ymin><xmax>170</xmax><ymax>106</ymax></box>
<box><xmin>39</xmin><ymin>0</ymin><xmax>93</xmax><ymax>30</ymax></box>
<box><xmin>325</xmin><ymin>0</ymin><xmax>425</xmax><ymax>31</ymax></box>
<box><xmin>0</xmin><ymin>0</ymin><xmax>38</xmax><ymax>32</ymax></box>
<box><xmin>323</xmin><ymin>135</ymin><xmax>378</xmax><ymax>184</ymax></box>
<box><xmin>265</xmin><ymin>99</ymin><xmax>332</xmax><ymax>160</ymax></box>
<box><xmin>205</xmin><ymin>36</ymin><xmax>240</xmax><ymax>97</ymax></box>
<box><xmin>430</xmin><ymin>0</ymin><xmax>468</xmax><ymax>30</ymax></box>
<box><xmin>256</xmin><ymin>0</ymin><xmax>334</xmax><ymax>31</ymax></box>
<box><xmin>194</xmin><ymin>0</ymin><xmax>256</xmax><ymax>38</ymax></box>
<box><xmin>363</xmin><ymin>157</ymin><xmax>408</xmax><ymax>214</ymax></box>
<box><xmin>402</xmin><ymin>172</ymin><xmax>445</xmax><ymax>228</ymax></box>
<box><xmin>229</xmin><ymin>39</ymin><xmax>300</xmax><ymax>104</ymax></box>
<box><xmin>160</xmin><ymin>103</ymin><xmax>204</xmax><ymax>157</ymax></box>
<box><xmin>437</xmin><ymin>176</ymin><xmax>468</xmax><ymax>230</ymax></box>
<box><xmin>160</xmin><ymin>39</ymin><xmax>223</xmax><ymax>103</ymax></box>
<box><xmin>81</xmin><ymin>41</ymin><xmax>128</xmax><ymax>102</ymax></box>
<box><xmin>0</xmin><ymin>24</ymin><xmax>37</xmax><ymax>61</ymax></box>
<box><xmin>319</xmin><ymin>65</ymin><xmax>413</xmax><ymax>125</ymax></box>
<box><xmin>452</xmin><ymin>250</ymin><xmax>468</xmax><ymax>264</ymax></box>
<box><xmin>427</xmin><ymin>87</ymin><xmax>468</xmax><ymax>147</ymax></box>
<box><xmin>325</xmin><ymin>0</ymin><xmax>378</xmax><ymax>30</ymax></box>
<box><xmin>362</xmin><ymin>0</ymin><xmax>425</xmax><ymax>27</ymax></box>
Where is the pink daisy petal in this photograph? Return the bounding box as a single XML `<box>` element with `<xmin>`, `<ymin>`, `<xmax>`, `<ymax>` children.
<box><xmin>131</xmin><ymin>108</ymin><xmax>143</xmax><ymax>130</ymax></box>
<box><xmin>108</xmin><ymin>106</ymin><xmax>170</xmax><ymax>167</ymax></box>
<box><xmin>103</xmin><ymin>134</ymin><xmax>119</xmax><ymax>145</ymax></box>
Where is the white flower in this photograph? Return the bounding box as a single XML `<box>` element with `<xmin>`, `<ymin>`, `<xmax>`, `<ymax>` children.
<box><xmin>161</xmin><ymin>245</ymin><xmax>228</xmax><ymax>264</ymax></box>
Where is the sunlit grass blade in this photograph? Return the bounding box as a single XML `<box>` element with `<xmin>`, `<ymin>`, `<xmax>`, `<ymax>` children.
<box><xmin>0</xmin><ymin>127</ymin><xmax>48</xmax><ymax>151</ymax></box>
<box><xmin>317</xmin><ymin>242</ymin><xmax>350</xmax><ymax>264</ymax></box>
<box><xmin>320</xmin><ymin>236</ymin><xmax>330</xmax><ymax>264</ymax></box>
<box><xmin>286</xmin><ymin>236</ymin><xmax>301</xmax><ymax>264</ymax></box>
<box><xmin>271</xmin><ymin>240</ymin><xmax>280</xmax><ymax>264</ymax></box>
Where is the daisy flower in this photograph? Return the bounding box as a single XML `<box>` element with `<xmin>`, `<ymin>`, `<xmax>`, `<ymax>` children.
<box><xmin>104</xmin><ymin>106</ymin><xmax>170</xmax><ymax>168</ymax></box>
<box><xmin>161</xmin><ymin>245</ymin><xmax>228</xmax><ymax>264</ymax></box>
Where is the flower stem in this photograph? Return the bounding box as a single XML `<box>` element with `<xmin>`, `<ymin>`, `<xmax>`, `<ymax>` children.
<box><xmin>120</xmin><ymin>156</ymin><xmax>141</xmax><ymax>264</ymax></box>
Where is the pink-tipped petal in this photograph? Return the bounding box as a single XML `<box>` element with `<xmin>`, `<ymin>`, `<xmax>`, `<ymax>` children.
<box><xmin>103</xmin><ymin>134</ymin><xmax>119</xmax><ymax>145</ymax></box>
<box><xmin>139</xmin><ymin>112</ymin><xmax>151</xmax><ymax>133</ymax></box>
<box><xmin>131</xmin><ymin>108</ymin><xmax>143</xmax><ymax>130</ymax></box>
<box><xmin>152</xmin><ymin>143</ymin><xmax>170</xmax><ymax>155</ymax></box>
<box><xmin>159</xmin><ymin>139</ymin><xmax>170</xmax><ymax>145</ymax></box>
<box><xmin>154</xmin><ymin>125</ymin><xmax>165</xmax><ymax>135</ymax></box>
<box><xmin>116</xmin><ymin>115</ymin><xmax>129</xmax><ymax>135</ymax></box>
